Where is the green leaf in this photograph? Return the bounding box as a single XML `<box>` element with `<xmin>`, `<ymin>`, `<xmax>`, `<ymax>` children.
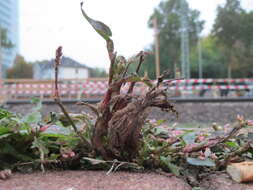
<box><xmin>182</xmin><ymin>132</ymin><xmax>196</xmax><ymax>145</ymax></box>
<box><xmin>126</xmin><ymin>75</ymin><xmax>142</xmax><ymax>82</ymax></box>
<box><xmin>31</xmin><ymin>137</ymin><xmax>49</xmax><ymax>155</ymax></box>
<box><xmin>153</xmin><ymin>127</ymin><xmax>169</xmax><ymax>138</ymax></box>
<box><xmin>0</xmin><ymin>127</ymin><xmax>11</xmax><ymax>135</ymax></box>
<box><xmin>31</xmin><ymin>98</ymin><xmax>42</xmax><ymax>111</ymax></box>
<box><xmin>160</xmin><ymin>156</ymin><xmax>180</xmax><ymax>176</ymax></box>
<box><xmin>186</xmin><ymin>157</ymin><xmax>215</xmax><ymax>167</ymax></box>
<box><xmin>48</xmin><ymin>153</ymin><xmax>60</xmax><ymax>160</ymax></box>
<box><xmin>126</xmin><ymin>75</ymin><xmax>153</xmax><ymax>88</ymax></box>
<box><xmin>224</xmin><ymin>141</ymin><xmax>239</xmax><ymax>148</ymax></box>
<box><xmin>0</xmin><ymin>109</ymin><xmax>12</xmax><ymax>119</ymax></box>
<box><xmin>0</xmin><ymin>133</ymin><xmax>11</xmax><ymax>139</ymax></box>
<box><xmin>156</xmin><ymin>120</ymin><xmax>166</xmax><ymax>125</ymax></box>
<box><xmin>40</xmin><ymin>133</ymin><xmax>75</xmax><ymax>140</ymax></box>
<box><xmin>80</xmin><ymin>2</ymin><xmax>112</xmax><ymax>41</ymax></box>
<box><xmin>2</xmin><ymin>143</ymin><xmax>33</xmax><ymax>161</ymax></box>
<box><xmin>23</xmin><ymin>112</ymin><xmax>42</xmax><ymax>124</ymax></box>
<box><xmin>82</xmin><ymin>157</ymin><xmax>107</xmax><ymax>165</ymax></box>
<box><xmin>247</xmin><ymin>133</ymin><xmax>253</xmax><ymax>141</ymax></box>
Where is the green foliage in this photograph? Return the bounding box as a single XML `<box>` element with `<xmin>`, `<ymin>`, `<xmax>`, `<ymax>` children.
<box><xmin>1</xmin><ymin>2</ymin><xmax>253</xmax><ymax>183</ymax></box>
<box><xmin>212</xmin><ymin>0</ymin><xmax>253</xmax><ymax>77</ymax></box>
<box><xmin>212</xmin><ymin>0</ymin><xmax>244</xmax><ymax>48</ymax></box>
<box><xmin>89</xmin><ymin>67</ymin><xmax>108</xmax><ymax>78</ymax></box>
<box><xmin>0</xmin><ymin>99</ymin><xmax>89</xmax><ymax>170</ymax></box>
<box><xmin>6</xmin><ymin>55</ymin><xmax>33</xmax><ymax>79</ymax></box>
<box><xmin>137</xmin><ymin>118</ymin><xmax>253</xmax><ymax>177</ymax></box>
<box><xmin>0</xmin><ymin>99</ymin><xmax>253</xmax><ymax>180</ymax></box>
<box><xmin>138</xmin><ymin>0</ymin><xmax>253</xmax><ymax>78</ymax></box>
<box><xmin>0</xmin><ymin>27</ymin><xmax>13</xmax><ymax>49</ymax></box>
<box><xmin>136</xmin><ymin>0</ymin><xmax>204</xmax><ymax>79</ymax></box>
<box><xmin>190</xmin><ymin>36</ymin><xmax>227</xmax><ymax>78</ymax></box>
<box><xmin>160</xmin><ymin>156</ymin><xmax>181</xmax><ymax>176</ymax></box>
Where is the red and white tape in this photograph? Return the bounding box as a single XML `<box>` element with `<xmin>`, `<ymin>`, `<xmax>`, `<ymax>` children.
<box><xmin>0</xmin><ymin>78</ymin><xmax>252</xmax><ymax>97</ymax></box>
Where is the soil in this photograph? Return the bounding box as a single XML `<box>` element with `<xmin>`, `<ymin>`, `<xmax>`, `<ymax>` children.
<box><xmin>0</xmin><ymin>171</ymin><xmax>191</xmax><ymax>190</ymax></box>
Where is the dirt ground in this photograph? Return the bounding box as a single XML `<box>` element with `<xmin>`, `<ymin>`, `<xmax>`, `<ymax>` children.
<box><xmin>201</xmin><ymin>173</ymin><xmax>253</xmax><ymax>190</ymax></box>
<box><xmin>0</xmin><ymin>171</ymin><xmax>191</xmax><ymax>190</ymax></box>
<box><xmin>2</xmin><ymin>170</ymin><xmax>253</xmax><ymax>190</ymax></box>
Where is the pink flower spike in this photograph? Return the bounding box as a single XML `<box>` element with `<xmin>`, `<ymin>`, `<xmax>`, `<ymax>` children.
<box><xmin>211</xmin><ymin>153</ymin><xmax>217</xmax><ymax>160</ymax></box>
<box><xmin>197</xmin><ymin>135</ymin><xmax>205</xmax><ymax>142</ymax></box>
<box><xmin>39</xmin><ymin>124</ymin><xmax>51</xmax><ymax>132</ymax></box>
<box><xmin>198</xmin><ymin>155</ymin><xmax>206</xmax><ymax>160</ymax></box>
<box><xmin>224</xmin><ymin>123</ymin><xmax>230</xmax><ymax>128</ymax></box>
<box><xmin>247</xmin><ymin>120</ymin><xmax>253</xmax><ymax>126</ymax></box>
<box><xmin>149</xmin><ymin>119</ymin><xmax>157</xmax><ymax>124</ymax></box>
<box><xmin>171</xmin><ymin>130</ymin><xmax>183</xmax><ymax>137</ymax></box>
<box><xmin>69</xmin><ymin>152</ymin><xmax>75</xmax><ymax>157</ymax></box>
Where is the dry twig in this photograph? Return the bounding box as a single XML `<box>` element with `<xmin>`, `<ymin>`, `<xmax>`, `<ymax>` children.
<box><xmin>183</xmin><ymin>119</ymin><xmax>247</xmax><ymax>154</ymax></box>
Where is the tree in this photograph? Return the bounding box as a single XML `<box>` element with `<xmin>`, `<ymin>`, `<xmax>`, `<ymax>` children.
<box><xmin>235</xmin><ymin>11</ymin><xmax>253</xmax><ymax>77</ymax></box>
<box><xmin>6</xmin><ymin>55</ymin><xmax>33</xmax><ymax>79</ymax></box>
<box><xmin>212</xmin><ymin>0</ymin><xmax>245</xmax><ymax>78</ymax></box>
<box><xmin>190</xmin><ymin>36</ymin><xmax>227</xmax><ymax>78</ymax></box>
<box><xmin>89</xmin><ymin>67</ymin><xmax>108</xmax><ymax>78</ymax></box>
<box><xmin>134</xmin><ymin>0</ymin><xmax>204</xmax><ymax>79</ymax></box>
<box><xmin>0</xmin><ymin>28</ymin><xmax>13</xmax><ymax>50</ymax></box>
<box><xmin>0</xmin><ymin>27</ymin><xmax>14</xmax><ymax>79</ymax></box>
<box><xmin>213</xmin><ymin>0</ymin><xmax>253</xmax><ymax>78</ymax></box>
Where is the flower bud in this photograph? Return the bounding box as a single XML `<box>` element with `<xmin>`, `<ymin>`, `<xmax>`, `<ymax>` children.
<box><xmin>247</xmin><ymin>120</ymin><xmax>253</xmax><ymax>126</ymax></box>
<box><xmin>69</xmin><ymin>151</ymin><xmax>75</xmax><ymax>157</ymax></box>
<box><xmin>39</xmin><ymin>124</ymin><xmax>50</xmax><ymax>132</ymax></box>
<box><xmin>62</xmin><ymin>154</ymin><xmax>69</xmax><ymax>158</ymax></box>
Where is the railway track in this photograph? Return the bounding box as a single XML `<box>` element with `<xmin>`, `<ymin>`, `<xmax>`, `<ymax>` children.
<box><xmin>4</xmin><ymin>97</ymin><xmax>253</xmax><ymax>105</ymax></box>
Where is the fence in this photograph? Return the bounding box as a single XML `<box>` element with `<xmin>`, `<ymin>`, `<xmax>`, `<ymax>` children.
<box><xmin>0</xmin><ymin>78</ymin><xmax>253</xmax><ymax>102</ymax></box>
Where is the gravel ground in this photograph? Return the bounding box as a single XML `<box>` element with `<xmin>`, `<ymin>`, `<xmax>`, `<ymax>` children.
<box><xmin>0</xmin><ymin>171</ymin><xmax>191</xmax><ymax>190</ymax></box>
<box><xmin>4</xmin><ymin>102</ymin><xmax>253</xmax><ymax>124</ymax></box>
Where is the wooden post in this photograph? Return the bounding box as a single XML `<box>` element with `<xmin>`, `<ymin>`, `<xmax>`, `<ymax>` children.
<box><xmin>153</xmin><ymin>17</ymin><xmax>160</xmax><ymax>78</ymax></box>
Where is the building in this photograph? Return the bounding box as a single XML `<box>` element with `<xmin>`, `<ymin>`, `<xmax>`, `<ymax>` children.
<box><xmin>0</xmin><ymin>0</ymin><xmax>19</xmax><ymax>70</ymax></box>
<box><xmin>33</xmin><ymin>56</ymin><xmax>90</xmax><ymax>80</ymax></box>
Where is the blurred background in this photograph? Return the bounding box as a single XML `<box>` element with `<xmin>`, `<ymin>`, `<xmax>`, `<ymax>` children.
<box><xmin>0</xmin><ymin>0</ymin><xmax>253</xmax><ymax>100</ymax></box>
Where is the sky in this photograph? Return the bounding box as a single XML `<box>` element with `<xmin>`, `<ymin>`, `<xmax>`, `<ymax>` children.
<box><xmin>20</xmin><ymin>0</ymin><xmax>253</xmax><ymax>70</ymax></box>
